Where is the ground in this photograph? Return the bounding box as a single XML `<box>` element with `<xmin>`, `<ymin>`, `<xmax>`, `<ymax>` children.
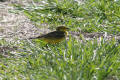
<box><xmin>0</xmin><ymin>0</ymin><xmax>119</xmax><ymax>79</ymax></box>
<box><xmin>0</xmin><ymin>0</ymin><xmax>119</xmax><ymax>55</ymax></box>
<box><xmin>0</xmin><ymin>0</ymin><xmax>50</xmax><ymax>43</ymax></box>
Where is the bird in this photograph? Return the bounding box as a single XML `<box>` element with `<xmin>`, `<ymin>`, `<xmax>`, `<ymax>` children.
<box><xmin>29</xmin><ymin>26</ymin><xmax>70</xmax><ymax>44</ymax></box>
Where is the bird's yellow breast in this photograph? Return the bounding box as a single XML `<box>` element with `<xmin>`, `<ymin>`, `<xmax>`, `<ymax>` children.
<box><xmin>43</xmin><ymin>37</ymin><xmax>65</xmax><ymax>44</ymax></box>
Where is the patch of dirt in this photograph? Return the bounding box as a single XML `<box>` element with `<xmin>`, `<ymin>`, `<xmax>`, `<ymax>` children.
<box><xmin>70</xmin><ymin>30</ymin><xmax>120</xmax><ymax>42</ymax></box>
<box><xmin>0</xmin><ymin>0</ymin><xmax>50</xmax><ymax>56</ymax></box>
<box><xmin>0</xmin><ymin>0</ymin><xmax>50</xmax><ymax>43</ymax></box>
<box><xmin>0</xmin><ymin>46</ymin><xmax>17</xmax><ymax>57</ymax></box>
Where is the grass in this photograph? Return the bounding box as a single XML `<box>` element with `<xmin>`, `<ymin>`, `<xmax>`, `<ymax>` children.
<box><xmin>0</xmin><ymin>37</ymin><xmax>120</xmax><ymax>79</ymax></box>
<box><xmin>0</xmin><ymin>0</ymin><xmax>120</xmax><ymax>79</ymax></box>
<box><xmin>14</xmin><ymin>0</ymin><xmax>120</xmax><ymax>33</ymax></box>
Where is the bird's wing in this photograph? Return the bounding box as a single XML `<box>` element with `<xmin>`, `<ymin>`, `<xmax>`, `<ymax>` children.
<box><xmin>41</xmin><ymin>31</ymin><xmax>65</xmax><ymax>39</ymax></box>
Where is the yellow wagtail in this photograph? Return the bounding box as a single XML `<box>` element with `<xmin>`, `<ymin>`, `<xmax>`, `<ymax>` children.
<box><xmin>30</xmin><ymin>26</ymin><xmax>69</xmax><ymax>44</ymax></box>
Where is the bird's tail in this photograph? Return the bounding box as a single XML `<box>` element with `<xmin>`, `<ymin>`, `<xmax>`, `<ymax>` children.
<box><xmin>29</xmin><ymin>36</ymin><xmax>43</xmax><ymax>39</ymax></box>
<box><xmin>29</xmin><ymin>37</ymin><xmax>37</xmax><ymax>39</ymax></box>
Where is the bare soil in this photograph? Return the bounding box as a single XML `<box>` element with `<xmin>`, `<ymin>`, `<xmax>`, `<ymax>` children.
<box><xmin>0</xmin><ymin>0</ymin><xmax>50</xmax><ymax>43</ymax></box>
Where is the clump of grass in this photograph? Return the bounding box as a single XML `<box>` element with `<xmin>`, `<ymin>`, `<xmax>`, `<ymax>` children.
<box><xmin>1</xmin><ymin>37</ymin><xmax>120</xmax><ymax>79</ymax></box>
<box><xmin>0</xmin><ymin>35</ymin><xmax>119</xmax><ymax>79</ymax></box>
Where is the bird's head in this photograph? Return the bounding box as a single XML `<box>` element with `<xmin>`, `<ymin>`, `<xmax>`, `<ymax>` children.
<box><xmin>56</xmin><ymin>26</ymin><xmax>69</xmax><ymax>32</ymax></box>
